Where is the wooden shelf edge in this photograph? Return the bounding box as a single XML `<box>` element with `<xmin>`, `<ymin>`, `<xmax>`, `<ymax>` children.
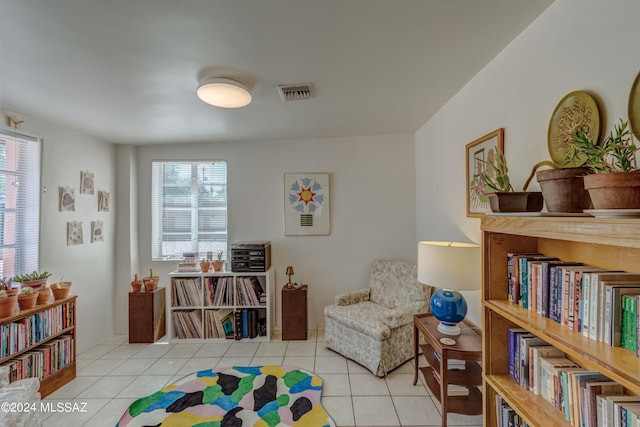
<box><xmin>484</xmin><ymin>299</ymin><xmax>640</xmax><ymax>394</ymax></box>
<box><xmin>486</xmin><ymin>374</ymin><xmax>570</xmax><ymax>427</ymax></box>
<box><xmin>39</xmin><ymin>362</ymin><xmax>76</xmax><ymax>398</ymax></box>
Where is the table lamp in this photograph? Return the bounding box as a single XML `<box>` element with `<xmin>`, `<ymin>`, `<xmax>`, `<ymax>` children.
<box><xmin>418</xmin><ymin>241</ymin><xmax>481</xmax><ymax>335</ymax></box>
<box><xmin>285</xmin><ymin>266</ymin><xmax>295</xmax><ymax>289</ymax></box>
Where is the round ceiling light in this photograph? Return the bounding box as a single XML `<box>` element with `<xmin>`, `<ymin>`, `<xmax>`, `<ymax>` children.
<box><xmin>196</xmin><ymin>77</ymin><xmax>252</xmax><ymax>108</ymax></box>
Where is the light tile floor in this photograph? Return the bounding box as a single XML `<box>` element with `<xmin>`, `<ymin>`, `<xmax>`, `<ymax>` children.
<box><xmin>41</xmin><ymin>330</ymin><xmax>483</xmax><ymax>427</ymax></box>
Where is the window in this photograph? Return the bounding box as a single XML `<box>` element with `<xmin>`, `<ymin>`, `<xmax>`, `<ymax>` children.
<box><xmin>0</xmin><ymin>129</ymin><xmax>40</xmax><ymax>278</ymax></box>
<box><xmin>152</xmin><ymin>161</ymin><xmax>227</xmax><ymax>260</ymax></box>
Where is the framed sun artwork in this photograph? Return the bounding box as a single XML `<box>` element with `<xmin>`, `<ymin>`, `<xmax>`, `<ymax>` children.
<box><xmin>466</xmin><ymin>128</ymin><xmax>504</xmax><ymax>217</ymax></box>
<box><xmin>284</xmin><ymin>173</ymin><xmax>330</xmax><ymax>235</ymax></box>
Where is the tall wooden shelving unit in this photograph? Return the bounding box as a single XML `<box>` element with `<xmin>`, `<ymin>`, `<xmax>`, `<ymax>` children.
<box><xmin>481</xmin><ymin>215</ymin><xmax>640</xmax><ymax>427</ymax></box>
<box><xmin>0</xmin><ymin>296</ymin><xmax>77</xmax><ymax>398</ymax></box>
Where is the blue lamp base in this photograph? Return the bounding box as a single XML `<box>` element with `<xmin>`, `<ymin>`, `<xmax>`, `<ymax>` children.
<box><xmin>429</xmin><ymin>288</ymin><xmax>468</xmax><ymax>336</ymax></box>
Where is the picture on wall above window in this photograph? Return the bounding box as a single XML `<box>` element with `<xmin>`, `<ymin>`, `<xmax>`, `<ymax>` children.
<box><xmin>59</xmin><ymin>186</ymin><xmax>75</xmax><ymax>212</ymax></box>
<box><xmin>67</xmin><ymin>221</ymin><xmax>83</xmax><ymax>245</ymax></box>
<box><xmin>80</xmin><ymin>170</ymin><xmax>95</xmax><ymax>194</ymax></box>
<box><xmin>284</xmin><ymin>173</ymin><xmax>330</xmax><ymax>235</ymax></box>
<box><xmin>466</xmin><ymin>128</ymin><xmax>504</xmax><ymax>217</ymax></box>
<box><xmin>91</xmin><ymin>220</ymin><xmax>104</xmax><ymax>243</ymax></box>
<box><xmin>98</xmin><ymin>190</ymin><xmax>110</xmax><ymax>212</ymax></box>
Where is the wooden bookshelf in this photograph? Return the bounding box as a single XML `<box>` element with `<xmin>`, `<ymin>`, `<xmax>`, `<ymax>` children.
<box><xmin>481</xmin><ymin>215</ymin><xmax>640</xmax><ymax>427</ymax></box>
<box><xmin>167</xmin><ymin>268</ymin><xmax>274</xmax><ymax>342</ymax></box>
<box><xmin>0</xmin><ymin>296</ymin><xmax>77</xmax><ymax>398</ymax></box>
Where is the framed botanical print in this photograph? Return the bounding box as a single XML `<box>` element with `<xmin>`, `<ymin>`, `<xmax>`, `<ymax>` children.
<box><xmin>466</xmin><ymin>128</ymin><xmax>504</xmax><ymax>217</ymax></box>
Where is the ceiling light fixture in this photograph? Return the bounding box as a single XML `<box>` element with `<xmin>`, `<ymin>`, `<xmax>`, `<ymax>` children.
<box><xmin>196</xmin><ymin>77</ymin><xmax>252</xmax><ymax>108</ymax></box>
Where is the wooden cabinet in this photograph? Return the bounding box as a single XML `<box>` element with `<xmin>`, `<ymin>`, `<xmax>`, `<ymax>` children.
<box><xmin>0</xmin><ymin>296</ymin><xmax>76</xmax><ymax>397</ymax></box>
<box><xmin>282</xmin><ymin>285</ymin><xmax>307</xmax><ymax>340</ymax></box>
<box><xmin>481</xmin><ymin>215</ymin><xmax>640</xmax><ymax>427</ymax></box>
<box><xmin>167</xmin><ymin>268</ymin><xmax>274</xmax><ymax>342</ymax></box>
<box><xmin>129</xmin><ymin>287</ymin><xmax>166</xmax><ymax>343</ymax></box>
<box><xmin>413</xmin><ymin>313</ymin><xmax>482</xmax><ymax>427</ymax></box>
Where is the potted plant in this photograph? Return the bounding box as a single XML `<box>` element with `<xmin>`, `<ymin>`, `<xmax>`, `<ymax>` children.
<box><xmin>37</xmin><ymin>284</ymin><xmax>51</xmax><ymax>305</ymax></box>
<box><xmin>17</xmin><ymin>287</ymin><xmax>38</xmax><ymax>310</ymax></box>
<box><xmin>13</xmin><ymin>270</ymin><xmax>52</xmax><ymax>289</ymax></box>
<box><xmin>566</xmin><ymin>119</ymin><xmax>640</xmax><ymax>210</ymax></box>
<box><xmin>143</xmin><ymin>268</ymin><xmax>159</xmax><ymax>291</ymax></box>
<box><xmin>476</xmin><ymin>150</ymin><xmax>543</xmax><ymax>213</ymax></box>
<box><xmin>131</xmin><ymin>274</ymin><xmax>143</xmax><ymax>292</ymax></box>
<box><xmin>200</xmin><ymin>258</ymin><xmax>211</xmax><ymax>273</ymax></box>
<box><xmin>532</xmin><ymin>160</ymin><xmax>593</xmax><ymax>213</ymax></box>
<box><xmin>51</xmin><ymin>281</ymin><xmax>72</xmax><ymax>300</ymax></box>
<box><xmin>212</xmin><ymin>251</ymin><xmax>224</xmax><ymax>272</ymax></box>
<box><xmin>0</xmin><ymin>277</ymin><xmax>17</xmax><ymax>296</ymax></box>
<box><xmin>0</xmin><ymin>290</ymin><xmax>17</xmax><ymax>318</ymax></box>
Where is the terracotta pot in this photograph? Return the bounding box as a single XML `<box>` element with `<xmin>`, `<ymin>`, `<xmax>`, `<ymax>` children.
<box><xmin>37</xmin><ymin>288</ymin><xmax>51</xmax><ymax>305</ymax></box>
<box><xmin>51</xmin><ymin>282</ymin><xmax>72</xmax><ymax>300</ymax></box>
<box><xmin>213</xmin><ymin>260</ymin><xmax>224</xmax><ymax>272</ymax></box>
<box><xmin>6</xmin><ymin>288</ymin><xmax>18</xmax><ymax>296</ymax></box>
<box><xmin>200</xmin><ymin>262</ymin><xmax>210</xmax><ymax>273</ymax></box>
<box><xmin>583</xmin><ymin>171</ymin><xmax>640</xmax><ymax>210</ymax></box>
<box><xmin>0</xmin><ymin>295</ymin><xmax>17</xmax><ymax>318</ymax></box>
<box><xmin>131</xmin><ymin>280</ymin><xmax>143</xmax><ymax>292</ymax></box>
<box><xmin>20</xmin><ymin>278</ymin><xmax>47</xmax><ymax>290</ymax></box>
<box><xmin>536</xmin><ymin>167</ymin><xmax>592</xmax><ymax>213</ymax></box>
<box><xmin>18</xmin><ymin>293</ymin><xmax>38</xmax><ymax>310</ymax></box>
<box><xmin>488</xmin><ymin>192</ymin><xmax>543</xmax><ymax>213</ymax></box>
<box><xmin>143</xmin><ymin>277</ymin><xmax>158</xmax><ymax>291</ymax></box>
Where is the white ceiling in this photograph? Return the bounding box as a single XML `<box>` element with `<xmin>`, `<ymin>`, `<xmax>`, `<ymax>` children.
<box><xmin>1</xmin><ymin>0</ymin><xmax>553</xmax><ymax>145</ymax></box>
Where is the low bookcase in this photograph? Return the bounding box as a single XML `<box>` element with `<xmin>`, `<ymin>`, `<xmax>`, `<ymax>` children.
<box><xmin>167</xmin><ymin>268</ymin><xmax>273</xmax><ymax>342</ymax></box>
<box><xmin>0</xmin><ymin>296</ymin><xmax>77</xmax><ymax>397</ymax></box>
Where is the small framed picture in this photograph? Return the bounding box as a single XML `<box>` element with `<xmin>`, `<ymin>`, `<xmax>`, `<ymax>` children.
<box><xmin>91</xmin><ymin>220</ymin><xmax>104</xmax><ymax>243</ymax></box>
<box><xmin>67</xmin><ymin>221</ymin><xmax>83</xmax><ymax>245</ymax></box>
<box><xmin>98</xmin><ymin>191</ymin><xmax>110</xmax><ymax>212</ymax></box>
<box><xmin>466</xmin><ymin>128</ymin><xmax>505</xmax><ymax>217</ymax></box>
<box><xmin>59</xmin><ymin>187</ymin><xmax>75</xmax><ymax>212</ymax></box>
<box><xmin>80</xmin><ymin>171</ymin><xmax>95</xmax><ymax>194</ymax></box>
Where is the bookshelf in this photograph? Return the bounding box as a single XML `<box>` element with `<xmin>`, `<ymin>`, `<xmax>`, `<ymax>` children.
<box><xmin>167</xmin><ymin>268</ymin><xmax>274</xmax><ymax>342</ymax></box>
<box><xmin>0</xmin><ymin>296</ymin><xmax>76</xmax><ymax>398</ymax></box>
<box><xmin>482</xmin><ymin>215</ymin><xmax>640</xmax><ymax>427</ymax></box>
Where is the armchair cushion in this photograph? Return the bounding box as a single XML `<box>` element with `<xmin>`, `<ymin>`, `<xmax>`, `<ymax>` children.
<box><xmin>325</xmin><ymin>301</ymin><xmax>393</xmax><ymax>340</ymax></box>
<box><xmin>382</xmin><ymin>301</ymin><xmax>428</xmax><ymax>329</ymax></box>
<box><xmin>368</xmin><ymin>259</ymin><xmax>426</xmax><ymax>309</ymax></box>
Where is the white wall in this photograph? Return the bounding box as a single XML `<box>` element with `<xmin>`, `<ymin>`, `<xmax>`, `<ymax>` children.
<box><xmin>1</xmin><ymin>110</ymin><xmax>116</xmax><ymax>353</ymax></box>
<box><xmin>415</xmin><ymin>0</ymin><xmax>640</xmax><ymax>327</ymax></box>
<box><xmin>120</xmin><ymin>133</ymin><xmax>417</xmax><ymax>333</ymax></box>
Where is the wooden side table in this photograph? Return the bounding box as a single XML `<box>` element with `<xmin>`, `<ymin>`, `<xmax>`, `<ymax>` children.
<box><xmin>129</xmin><ymin>287</ymin><xmax>166</xmax><ymax>343</ymax></box>
<box><xmin>282</xmin><ymin>285</ymin><xmax>307</xmax><ymax>340</ymax></box>
<box><xmin>413</xmin><ymin>313</ymin><xmax>482</xmax><ymax>427</ymax></box>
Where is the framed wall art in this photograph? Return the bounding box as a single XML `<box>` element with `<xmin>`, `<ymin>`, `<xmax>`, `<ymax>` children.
<box><xmin>284</xmin><ymin>173</ymin><xmax>330</xmax><ymax>235</ymax></box>
<box><xmin>466</xmin><ymin>128</ymin><xmax>504</xmax><ymax>217</ymax></box>
<box><xmin>59</xmin><ymin>186</ymin><xmax>75</xmax><ymax>212</ymax></box>
<box><xmin>80</xmin><ymin>170</ymin><xmax>95</xmax><ymax>194</ymax></box>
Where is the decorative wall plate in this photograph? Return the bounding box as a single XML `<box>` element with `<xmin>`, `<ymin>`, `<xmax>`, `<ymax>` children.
<box><xmin>629</xmin><ymin>71</ymin><xmax>640</xmax><ymax>140</ymax></box>
<box><xmin>548</xmin><ymin>90</ymin><xmax>600</xmax><ymax>167</ymax></box>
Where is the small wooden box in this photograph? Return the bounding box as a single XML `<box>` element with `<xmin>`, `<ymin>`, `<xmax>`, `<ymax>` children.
<box><xmin>282</xmin><ymin>285</ymin><xmax>307</xmax><ymax>340</ymax></box>
<box><xmin>129</xmin><ymin>287</ymin><xmax>166</xmax><ymax>343</ymax></box>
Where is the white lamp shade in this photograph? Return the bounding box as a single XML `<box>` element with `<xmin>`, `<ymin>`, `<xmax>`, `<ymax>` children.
<box><xmin>197</xmin><ymin>77</ymin><xmax>252</xmax><ymax>108</ymax></box>
<box><xmin>418</xmin><ymin>241</ymin><xmax>481</xmax><ymax>291</ymax></box>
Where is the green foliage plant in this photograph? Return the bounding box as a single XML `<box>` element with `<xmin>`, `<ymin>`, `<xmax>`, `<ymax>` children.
<box><xmin>13</xmin><ymin>271</ymin><xmax>52</xmax><ymax>282</ymax></box>
<box><xmin>477</xmin><ymin>150</ymin><xmax>514</xmax><ymax>192</ymax></box>
<box><xmin>565</xmin><ymin>119</ymin><xmax>637</xmax><ymax>173</ymax></box>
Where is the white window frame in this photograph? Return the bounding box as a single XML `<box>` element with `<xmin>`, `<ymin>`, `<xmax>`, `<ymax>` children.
<box><xmin>151</xmin><ymin>160</ymin><xmax>228</xmax><ymax>261</ymax></box>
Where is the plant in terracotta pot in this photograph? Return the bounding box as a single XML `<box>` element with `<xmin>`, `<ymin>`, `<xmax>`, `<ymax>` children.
<box><xmin>0</xmin><ymin>277</ymin><xmax>17</xmax><ymax>296</ymax></box>
<box><xmin>212</xmin><ymin>251</ymin><xmax>224</xmax><ymax>272</ymax></box>
<box><xmin>530</xmin><ymin>160</ymin><xmax>593</xmax><ymax>213</ymax></box>
<box><xmin>131</xmin><ymin>274</ymin><xmax>143</xmax><ymax>292</ymax></box>
<box><xmin>143</xmin><ymin>268</ymin><xmax>159</xmax><ymax>291</ymax></box>
<box><xmin>13</xmin><ymin>270</ymin><xmax>52</xmax><ymax>290</ymax></box>
<box><xmin>566</xmin><ymin>119</ymin><xmax>640</xmax><ymax>211</ymax></box>
<box><xmin>17</xmin><ymin>287</ymin><xmax>38</xmax><ymax>310</ymax></box>
<box><xmin>51</xmin><ymin>281</ymin><xmax>72</xmax><ymax>300</ymax></box>
<box><xmin>200</xmin><ymin>258</ymin><xmax>211</xmax><ymax>273</ymax></box>
<box><xmin>37</xmin><ymin>284</ymin><xmax>51</xmax><ymax>305</ymax></box>
<box><xmin>476</xmin><ymin>150</ymin><xmax>543</xmax><ymax>213</ymax></box>
<box><xmin>0</xmin><ymin>290</ymin><xmax>17</xmax><ymax>318</ymax></box>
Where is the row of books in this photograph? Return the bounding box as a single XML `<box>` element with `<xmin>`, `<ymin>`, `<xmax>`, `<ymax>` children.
<box><xmin>507</xmin><ymin>252</ymin><xmax>640</xmax><ymax>353</ymax></box>
<box><xmin>172</xmin><ymin>277</ymin><xmax>202</xmax><ymax>307</ymax></box>
<box><xmin>1</xmin><ymin>302</ymin><xmax>75</xmax><ymax>359</ymax></box>
<box><xmin>173</xmin><ymin>308</ymin><xmax>267</xmax><ymax>340</ymax></box>
<box><xmin>206</xmin><ymin>277</ymin><xmax>233</xmax><ymax>306</ymax></box>
<box><xmin>234</xmin><ymin>277</ymin><xmax>266</xmax><ymax>306</ymax></box>
<box><xmin>495</xmin><ymin>394</ymin><xmax>529</xmax><ymax>427</ymax></box>
<box><xmin>1</xmin><ymin>334</ymin><xmax>73</xmax><ymax>383</ymax></box>
<box><xmin>508</xmin><ymin>327</ymin><xmax>640</xmax><ymax>427</ymax></box>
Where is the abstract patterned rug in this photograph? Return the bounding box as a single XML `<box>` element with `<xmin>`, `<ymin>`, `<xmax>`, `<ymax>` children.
<box><xmin>116</xmin><ymin>365</ymin><xmax>336</xmax><ymax>427</ymax></box>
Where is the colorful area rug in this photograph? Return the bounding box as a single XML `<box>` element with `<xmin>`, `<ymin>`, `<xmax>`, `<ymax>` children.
<box><xmin>117</xmin><ymin>365</ymin><xmax>336</xmax><ymax>427</ymax></box>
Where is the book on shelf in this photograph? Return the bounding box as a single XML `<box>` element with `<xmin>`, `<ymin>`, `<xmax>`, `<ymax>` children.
<box><xmin>597</xmin><ymin>395</ymin><xmax>640</xmax><ymax>427</ymax></box>
<box><xmin>602</xmin><ymin>281</ymin><xmax>640</xmax><ymax>346</ymax></box>
<box><xmin>594</xmin><ymin>273</ymin><xmax>640</xmax><ymax>343</ymax></box>
<box><xmin>539</xmin><ymin>356</ymin><xmax>578</xmax><ymax>406</ymax></box>
<box><xmin>433</xmin><ymin>351</ymin><xmax>466</xmax><ymax>370</ymax></box>
<box><xmin>584</xmin><ymin>381</ymin><xmax>625</xmax><ymax>427</ymax></box>
<box><xmin>519</xmin><ymin>335</ymin><xmax>547</xmax><ymax>390</ymax></box>
<box><xmin>507</xmin><ymin>328</ymin><xmax>528</xmax><ymax>379</ymax></box>
<box><xmin>431</xmin><ymin>370</ymin><xmax>470</xmax><ymax>396</ymax></box>
<box><xmin>622</xmin><ymin>294</ymin><xmax>639</xmax><ymax>352</ymax></box>
<box><xmin>530</xmin><ymin>345</ymin><xmax>565</xmax><ymax>395</ymax></box>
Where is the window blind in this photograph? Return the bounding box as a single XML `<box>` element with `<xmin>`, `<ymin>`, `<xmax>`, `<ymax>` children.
<box><xmin>0</xmin><ymin>129</ymin><xmax>40</xmax><ymax>278</ymax></box>
<box><xmin>151</xmin><ymin>161</ymin><xmax>227</xmax><ymax>261</ymax></box>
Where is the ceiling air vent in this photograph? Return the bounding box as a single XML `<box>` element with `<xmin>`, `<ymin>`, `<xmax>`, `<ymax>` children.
<box><xmin>277</xmin><ymin>83</ymin><xmax>314</xmax><ymax>102</ymax></box>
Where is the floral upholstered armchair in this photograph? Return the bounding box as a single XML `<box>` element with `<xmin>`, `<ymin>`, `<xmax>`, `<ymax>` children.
<box><xmin>324</xmin><ymin>259</ymin><xmax>433</xmax><ymax>377</ymax></box>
